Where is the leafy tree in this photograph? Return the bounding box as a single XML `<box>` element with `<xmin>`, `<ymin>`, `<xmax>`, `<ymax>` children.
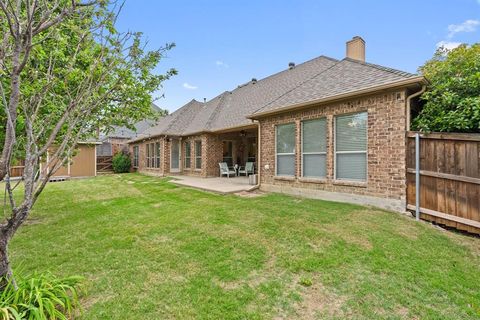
<box><xmin>0</xmin><ymin>0</ymin><xmax>176</xmax><ymax>284</ymax></box>
<box><xmin>412</xmin><ymin>44</ymin><xmax>480</xmax><ymax>132</ymax></box>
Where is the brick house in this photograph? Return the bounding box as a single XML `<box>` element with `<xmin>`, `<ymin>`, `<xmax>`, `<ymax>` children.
<box><xmin>128</xmin><ymin>37</ymin><xmax>426</xmax><ymax>211</ymax></box>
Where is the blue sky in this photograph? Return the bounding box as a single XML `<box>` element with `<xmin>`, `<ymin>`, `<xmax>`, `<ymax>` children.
<box><xmin>116</xmin><ymin>0</ymin><xmax>480</xmax><ymax>112</ymax></box>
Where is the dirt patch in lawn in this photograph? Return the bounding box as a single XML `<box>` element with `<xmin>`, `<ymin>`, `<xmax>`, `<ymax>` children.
<box><xmin>234</xmin><ymin>190</ymin><xmax>267</xmax><ymax>198</ymax></box>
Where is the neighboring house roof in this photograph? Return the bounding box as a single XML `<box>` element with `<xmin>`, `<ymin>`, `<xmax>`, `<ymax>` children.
<box><xmin>129</xmin><ymin>55</ymin><xmax>425</xmax><ymax>142</ymax></box>
<box><xmin>101</xmin><ymin>103</ymin><xmax>162</xmax><ymax>140</ymax></box>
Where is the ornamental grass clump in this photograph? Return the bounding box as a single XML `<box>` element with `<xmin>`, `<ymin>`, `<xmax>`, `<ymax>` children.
<box><xmin>0</xmin><ymin>272</ymin><xmax>83</xmax><ymax>320</ymax></box>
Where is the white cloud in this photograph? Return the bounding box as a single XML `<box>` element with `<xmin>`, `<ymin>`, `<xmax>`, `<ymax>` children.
<box><xmin>183</xmin><ymin>82</ymin><xmax>198</xmax><ymax>90</ymax></box>
<box><xmin>215</xmin><ymin>60</ymin><xmax>229</xmax><ymax>68</ymax></box>
<box><xmin>436</xmin><ymin>41</ymin><xmax>462</xmax><ymax>50</ymax></box>
<box><xmin>447</xmin><ymin>19</ymin><xmax>479</xmax><ymax>38</ymax></box>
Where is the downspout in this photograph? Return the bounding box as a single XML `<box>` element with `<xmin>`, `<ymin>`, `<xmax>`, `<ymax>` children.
<box><xmin>406</xmin><ymin>84</ymin><xmax>426</xmax><ymax>130</ymax></box>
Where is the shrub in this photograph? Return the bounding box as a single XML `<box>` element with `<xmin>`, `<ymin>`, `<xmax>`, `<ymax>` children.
<box><xmin>0</xmin><ymin>272</ymin><xmax>83</xmax><ymax>320</ymax></box>
<box><xmin>412</xmin><ymin>43</ymin><xmax>480</xmax><ymax>132</ymax></box>
<box><xmin>112</xmin><ymin>152</ymin><xmax>131</xmax><ymax>173</ymax></box>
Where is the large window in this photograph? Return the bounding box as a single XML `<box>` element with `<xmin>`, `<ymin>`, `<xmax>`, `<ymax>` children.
<box><xmin>195</xmin><ymin>140</ymin><xmax>202</xmax><ymax>169</ymax></box>
<box><xmin>302</xmin><ymin>118</ymin><xmax>326</xmax><ymax>178</ymax></box>
<box><xmin>145</xmin><ymin>142</ymin><xmax>160</xmax><ymax>168</ymax></box>
<box><xmin>335</xmin><ymin>112</ymin><xmax>367</xmax><ymax>181</ymax></box>
<box><xmin>133</xmin><ymin>146</ymin><xmax>139</xmax><ymax>168</ymax></box>
<box><xmin>222</xmin><ymin>141</ymin><xmax>233</xmax><ymax>166</ymax></box>
<box><xmin>184</xmin><ymin>141</ymin><xmax>191</xmax><ymax>168</ymax></box>
<box><xmin>276</xmin><ymin>123</ymin><xmax>296</xmax><ymax>176</ymax></box>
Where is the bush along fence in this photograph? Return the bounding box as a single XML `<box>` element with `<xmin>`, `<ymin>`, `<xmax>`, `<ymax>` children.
<box><xmin>406</xmin><ymin>131</ymin><xmax>480</xmax><ymax>235</ymax></box>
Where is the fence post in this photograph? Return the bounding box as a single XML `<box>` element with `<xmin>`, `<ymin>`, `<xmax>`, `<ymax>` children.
<box><xmin>415</xmin><ymin>133</ymin><xmax>420</xmax><ymax>221</ymax></box>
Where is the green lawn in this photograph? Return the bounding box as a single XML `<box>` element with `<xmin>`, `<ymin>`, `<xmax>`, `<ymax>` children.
<box><xmin>8</xmin><ymin>174</ymin><xmax>480</xmax><ymax>319</ymax></box>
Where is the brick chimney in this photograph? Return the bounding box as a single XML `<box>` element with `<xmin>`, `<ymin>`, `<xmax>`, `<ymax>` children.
<box><xmin>346</xmin><ymin>36</ymin><xmax>365</xmax><ymax>62</ymax></box>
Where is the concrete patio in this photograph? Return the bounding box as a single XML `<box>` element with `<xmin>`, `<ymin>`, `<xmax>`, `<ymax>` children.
<box><xmin>169</xmin><ymin>175</ymin><xmax>257</xmax><ymax>194</ymax></box>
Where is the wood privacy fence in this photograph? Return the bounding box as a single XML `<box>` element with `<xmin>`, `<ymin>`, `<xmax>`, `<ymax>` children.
<box><xmin>10</xmin><ymin>166</ymin><xmax>25</xmax><ymax>177</ymax></box>
<box><xmin>406</xmin><ymin>132</ymin><xmax>480</xmax><ymax>235</ymax></box>
<box><xmin>97</xmin><ymin>156</ymin><xmax>113</xmax><ymax>173</ymax></box>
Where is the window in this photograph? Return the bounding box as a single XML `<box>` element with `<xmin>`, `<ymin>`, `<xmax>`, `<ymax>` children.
<box><xmin>133</xmin><ymin>146</ymin><xmax>139</xmax><ymax>168</ymax></box>
<box><xmin>195</xmin><ymin>140</ymin><xmax>202</xmax><ymax>169</ymax></box>
<box><xmin>145</xmin><ymin>142</ymin><xmax>160</xmax><ymax>168</ymax></box>
<box><xmin>184</xmin><ymin>141</ymin><xmax>191</xmax><ymax>168</ymax></box>
<box><xmin>149</xmin><ymin>143</ymin><xmax>155</xmax><ymax>168</ymax></box>
<box><xmin>155</xmin><ymin>142</ymin><xmax>161</xmax><ymax>168</ymax></box>
<box><xmin>276</xmin><ymin>123</ymin><xmax>296</xmax><ymax>176</ymax></box>
<box><xmin>146</xmin><ymin>144</ymin><xmax>150</xmax><ymax>167</ymax></box>
<box><xmin>335</xmin><ymin>112</ymin><xmax>367</xmax><ymax>181</ymax></box>
<box><xmin>302</xmin><ymin>118</ymin><xmax>327</xmax><ymax>178</ymax></box>
<box><xmin>222</xmin><ymin>141</ymin><xmax>233</xmax><ymax>166</ymax></box>
<box><xmin>247</xmin><ymin>137</ymin><xmax>257</xmax><ymax>163</ymax></box>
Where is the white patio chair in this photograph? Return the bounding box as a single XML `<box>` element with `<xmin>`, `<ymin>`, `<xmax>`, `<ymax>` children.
<box><xmin>238</xmin><ymin>162</ymin><xmax>254</xmax><ymax>176</ymax></box>
<box><xmin>219</xmin><ymin>162</ymin><xmax>236</xmax><ymax>178</ymax></box>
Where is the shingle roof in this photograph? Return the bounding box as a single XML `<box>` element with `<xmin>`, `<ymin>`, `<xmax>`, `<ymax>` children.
<box><xmin>138</xmin><ymin>99</ymin><xmax>204</xmax><ymax>139</ymax></box>
<box><xmin>129</xmin><ymin>55</ymin><xmax>423</xmax><ymax>142</ymax></box>
<box><xmin>252</xmin><ymin>58</ymin><xmax>419</xmax><ymax>115</ymax></box>
<box><xmin>102</xmin><ymin>103</ymin><xmax>163</xmax><ymax>140</ymax></box>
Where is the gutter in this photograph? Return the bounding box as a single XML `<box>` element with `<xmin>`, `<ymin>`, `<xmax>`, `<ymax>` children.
<box><xmin>247</xmin><ymin>76</ymin><xmax>427</xmax><ymax>119</ymax></box>
<box><xmin>406</xmin><ymin>84</ymin><xmax>426</xmax><ymax>130</ymax></box>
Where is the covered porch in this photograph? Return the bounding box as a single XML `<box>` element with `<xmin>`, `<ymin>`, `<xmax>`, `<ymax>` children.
<box><xmin>214</xmin><ymin>126</ymin><xmax>258</xmax><ymax>177</ymax></box>
<box><xmin>169</xmin><ymin>175</ymin><xmax>257</xmax><ymax>194</ymax></box>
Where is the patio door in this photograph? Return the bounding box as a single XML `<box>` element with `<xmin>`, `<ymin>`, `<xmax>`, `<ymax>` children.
<box><xmin>170</xmin><ymin>139</ymin><xmax>181</xmax><ymax>173</ymax></box>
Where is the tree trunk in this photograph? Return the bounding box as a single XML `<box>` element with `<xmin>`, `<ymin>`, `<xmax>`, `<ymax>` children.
<box><xmin>0</xmin><ymin>234</ymin><xmax>15</xmax><ymax>289</ymax></box>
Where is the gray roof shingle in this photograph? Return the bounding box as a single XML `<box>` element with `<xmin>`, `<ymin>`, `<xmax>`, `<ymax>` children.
<box><xmin>253</xmin><ymin>58</ymin><xmax>419</xmax><ymax>115</ymax></box>
<box><xmin>129</xmin><ymin>55</ymin><xmax>422</xmax><ymax>142</ymax></box>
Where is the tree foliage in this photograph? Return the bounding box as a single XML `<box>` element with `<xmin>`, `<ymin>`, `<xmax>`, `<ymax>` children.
<box><xmin>412</xmin><ymin>44</ymin><xmax>480</xmax><ymax>133</ymax></box>
<box><xmin>0</xmin><ymin>0</ymin><xmax>176</xmax><ymax>283</ymax></box>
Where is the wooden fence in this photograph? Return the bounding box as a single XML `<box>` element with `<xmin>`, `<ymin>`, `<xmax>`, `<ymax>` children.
<box><xmin>97</xmin><ymin>156</ymin><xmax>113</xmax><ymax>173</ymax></box>
<box><xmin>10</xmin><ymin>166</ymin><xmax>25</xmax><ymax>178</ymax></box>
<box><xmin>406</xmin><ymin>132</ymin><xmax>480</xmax><ymax>234</ymax></box>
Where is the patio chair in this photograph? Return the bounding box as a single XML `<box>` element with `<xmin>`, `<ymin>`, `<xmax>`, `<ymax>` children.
<box><xmin>238</xmin><ymin>162</ymin><xmax>254</xmax><ymax>176</ymax></box>
<box><xmin>219</xmin><ymin>162</ymin><xmax>236</xmax><ymax>178</ymax></box>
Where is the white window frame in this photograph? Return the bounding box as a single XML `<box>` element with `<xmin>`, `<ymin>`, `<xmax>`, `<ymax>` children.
<box><xmin>275</xmin><ymin>123</ymin><xmax>296</xmax><ymax>177</ymax></box>
<box><xmin>184</xmin><ymin>141</ymin><xmax>191</xmax><ymax>169</ymax></box>
<box><xmin>155</xmin><ymin>142</ymin><xmax>161</xmax><ymax>169</ymax></box>
<box><xmin>145</xmin><ymin>143</ymin><xmax>150</xmax><ymax>168</ymax></box>
<box><xmin>334</xmin><ymin>111</ymin><xmax>368</xmax><ymax>182</ymax></box>
<box><xmin>149</xmin><ymin>143</ymin><xmax>155</xmax><ymax>168</ymax></box>
<box><xmin>194</xmin><ymin>140</ymin><xmax>202</xmax><ymax>170</ymax></box>
<box><xmin>133</xmin><ymin>146</ymin><xmax>139</xmax><ymax>168</ymax></box>
<box><xmin>301</xmin><ymin>118</ymin><xmax>327</xmax><ymax>178</ymax></box>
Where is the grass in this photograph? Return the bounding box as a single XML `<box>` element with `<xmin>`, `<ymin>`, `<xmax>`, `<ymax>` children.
<box><xmin>7</xmin><ymin>173</ymin><xmax>480</xmax><ymax>319</ymax></box>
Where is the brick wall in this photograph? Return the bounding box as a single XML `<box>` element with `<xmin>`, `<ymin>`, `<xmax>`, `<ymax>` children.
<box><xmin>258</xmin><ymin>90</ymin><xmax>408</xmax><ymax>204</ymax></box>
<box><xmin>131</xmin><ymin>131</ymin><xmax>258</xmax><ymax>178</ymax></box>
<box><xmin>129</xmin><ymin>137</ymin><xmax>166</xmax><ymax>176</ymax></box>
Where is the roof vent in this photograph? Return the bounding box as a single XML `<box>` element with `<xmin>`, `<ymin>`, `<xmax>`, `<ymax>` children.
<box><xmin>288</xmin><ymin>62</ymin><xmax>295</xmax><ymax>69</ymax></box>
<box><xmin>346</xmin><ymin>36</ymin><xmax>365</xmax><ymax>62</ymax></box>
<box><xmin>251</xmin><ymin>78</ymin><xmax>257</xmax><ymax>83</ymax></box>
